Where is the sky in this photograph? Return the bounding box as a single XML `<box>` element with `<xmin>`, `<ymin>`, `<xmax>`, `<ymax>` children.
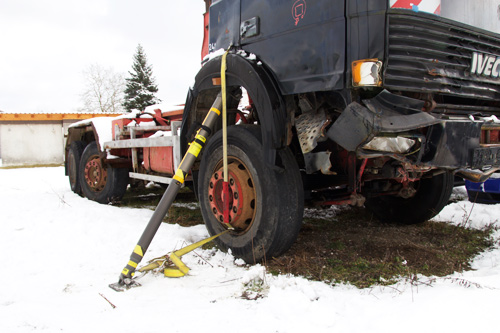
<box><xmin>0</xmin><ymin>0</ymin><xmax>206</xmax><ymax>114</ymax></box>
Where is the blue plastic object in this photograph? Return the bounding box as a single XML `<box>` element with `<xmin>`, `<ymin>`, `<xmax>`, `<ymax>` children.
<box><xmin>465</xmin><ymin>176</ymin><xmax>500</xmax><ymax>204</ymax></box>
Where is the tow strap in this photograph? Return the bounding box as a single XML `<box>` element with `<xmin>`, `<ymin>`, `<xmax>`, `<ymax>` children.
<box><xmin>137</xmin><ymin>230</ymin><xmax>230</xmax><ymax>278</ymax></box>
<box><xmin>109</xmin><ymin>49</ymin><xmax>232</xmax><ymax>292</ymax></box>
<box><xmin>221</xmin><ymin>48</ymin><xmax>231</xmax><ymax>228</ymax></box>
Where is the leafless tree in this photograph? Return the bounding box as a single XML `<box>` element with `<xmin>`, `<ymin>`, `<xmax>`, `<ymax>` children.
<box><xmin>79</xmin><ymin>64</ymin><xmax>125</xmax><ymax>113</ymax></box>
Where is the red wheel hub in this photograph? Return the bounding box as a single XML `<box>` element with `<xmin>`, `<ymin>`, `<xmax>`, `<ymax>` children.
<box><xmin>84</xmin><ymin>155</ymin><xmax>108</xmax><ymax>192</ymax></box>
<box><xmin>208</xmin><ymin>159</ymin><xmax>256</xmax><ymax>231</ymax></box>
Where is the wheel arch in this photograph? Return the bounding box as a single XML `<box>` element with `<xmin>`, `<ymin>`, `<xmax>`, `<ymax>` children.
<box><xmin>64</xmin><ymin>124</ymin><xmax>102</xmax><ymax>175</ymax></box>
<box><xmin>181</xmin><ymin>53</ymin><xmax>288</xmax><ymax>166</ymax></box>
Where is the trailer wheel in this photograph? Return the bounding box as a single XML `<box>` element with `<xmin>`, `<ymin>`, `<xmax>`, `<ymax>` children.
<box><xmin>364</xmin><ymin>172</ymin><xmax>454</xmax><ymax>224</ymax></box>
<box><xmin>198</xmin><ymin>126</ymin><xmax>303</xmax><ymax>263</ymax></box>
<box><xmin>67</xmin><ymin>141</ymin><xmax>85</xmax><ymax>195</ymax></box>
<box><xmin>79</xmin><ymin>141</ymin><xmax>129</xmax><ymax>204</ymax></box>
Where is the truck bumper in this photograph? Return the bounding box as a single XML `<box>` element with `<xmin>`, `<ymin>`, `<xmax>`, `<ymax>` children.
<box><xmin>327</xmin><ymin>90</ymin><xmax>500</xmax><ymax>181</ymax></box>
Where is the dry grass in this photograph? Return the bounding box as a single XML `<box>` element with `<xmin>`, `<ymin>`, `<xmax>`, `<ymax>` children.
<box><xmin>267</xmin><ymin>206</ymin><xmax>495</xmax><ymax>288</ymax></box>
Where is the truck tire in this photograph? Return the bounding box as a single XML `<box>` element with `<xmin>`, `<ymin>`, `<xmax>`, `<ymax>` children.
<box><xmin>238</xmin><ymin>124</ymin><xmax>304</xmax><ymax>257</ymax></box>
<box><xmin>270</xmin><ymin>144</ymin><xmax>304</xmax><ymax>257</ymax></box>
<box><xmin>67</xmin><ymin>141</ymin><xmax>85</xmax><ymax>195</ymax></box>
<box><xmin>79</xmin><ymin>141</ymin><xmax>129</xmax><ymax>204</ymax></box>
<box><xmin>198</xmin><ymin>126</ymin><xmax>303</xmax><ymax>263</ymax></box>
<box><xmin>364</xmin><ymin>172</ymin><xmax>454</xmax><ymax>224</ymax></box>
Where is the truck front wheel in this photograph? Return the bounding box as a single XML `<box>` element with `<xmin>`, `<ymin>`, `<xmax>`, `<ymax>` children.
<box><xmin>198</xmin><ymin>126</ymin><xmax>303</xmax><ymax>263</ymax></box>
<box><xmin>79</xmin><ymin>141</ymin><xmax>129</xmax><ymax>204</ymax></box>
<box><xmin>364</xmin><ymin>172</ymin><xmax>454</xmax><ymax>224</ymax></box>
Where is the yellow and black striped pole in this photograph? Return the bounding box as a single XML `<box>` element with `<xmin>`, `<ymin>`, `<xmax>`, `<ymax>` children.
<box><xmin>109</xmin><ymin>92</ymin><xmax>224</xmax><ymax>291</ymax></box>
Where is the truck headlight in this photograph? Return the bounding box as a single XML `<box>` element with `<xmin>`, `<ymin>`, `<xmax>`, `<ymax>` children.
<box><xmin>352</xmin><ymin>59</ymin><xmax>382</xmax><ymax>87</ymax></box>
<box><xmin>362</xmin><ymin>137</ymin><xmax>416</xmax><ymax>154</ymax></box>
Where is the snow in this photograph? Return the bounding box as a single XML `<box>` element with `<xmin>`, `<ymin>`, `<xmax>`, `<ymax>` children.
<box><xmin>434</xmin><ymin>187</ymin><xmax>499</xmax><ymax>229</ymax></box>
<box><xmin>91</xmin><ymin>117</ymin><xmax>116</xmax><ymax>150</ymax></box>
<box><xmin>203</xmin><ymin>49</ymin><xmax>259</xmax><ymax>65</ymax></box>
<box><xmin>483</xmin><ymin>115</ymin><xmax>500</xmax><ymax>123</ymax></box>
<box><xmin>203</xmin><ymin>48</ymin><xmax>226</xmax><ymax>63</ymax></box>
<box><xmin>1</xmin><ymin>167</ymin><xmax>500</xmax><ymax>332</ymax></box>
<box><xmin>68</xmin><ymin>111</ymin><xmax>164</xmax><ymax>151</ymax></box>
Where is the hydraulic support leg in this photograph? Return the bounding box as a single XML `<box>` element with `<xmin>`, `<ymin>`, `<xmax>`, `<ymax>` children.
<box><xmin>110</xmin><ymin>93</ymin><xmax>224</xmax><ymax>291</ymax></box>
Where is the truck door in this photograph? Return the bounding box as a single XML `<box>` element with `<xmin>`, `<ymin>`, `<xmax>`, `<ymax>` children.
<box><xmin>239</xmin><ymin>0</ymin><xmax>346</xmax><ymax>95</ymax></box>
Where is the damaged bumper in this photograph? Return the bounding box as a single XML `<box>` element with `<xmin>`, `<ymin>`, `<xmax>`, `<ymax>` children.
<box><xmin>327</xmin><ymin>90</ymin><xmax>500</xmax><ymax>182</ymax></box>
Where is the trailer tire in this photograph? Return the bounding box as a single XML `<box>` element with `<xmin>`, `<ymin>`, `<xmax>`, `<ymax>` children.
<box><xmin>79</xmin><ymin>141</ymin><xmax>129</xmax><ymax>204</ymax></box>
<box><xmin>198</xmin><ymin>126</ymin><xmax>303</xmax><ymax>263</ymax></box>
<box><xmin>67</xmin><ymin>141</ymin><xmax>85</xmax><ymax>195</ymax></box>
<box><xmin>364</xmin><ymin>172</ymin><xmax>454</xmax><ymax>224</ymax></box>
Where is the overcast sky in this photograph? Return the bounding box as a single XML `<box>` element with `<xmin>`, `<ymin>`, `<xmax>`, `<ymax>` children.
<box><xmin>0</xmin><ymin>0</ymin><xmax>206</xmax><ymax>113</ymax></box>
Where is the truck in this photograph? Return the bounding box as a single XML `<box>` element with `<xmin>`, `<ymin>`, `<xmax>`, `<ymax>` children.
<box><xmin>66</xmin><ymin>0</ymin><xmax>500</xmax><ymax>264</ymax></box>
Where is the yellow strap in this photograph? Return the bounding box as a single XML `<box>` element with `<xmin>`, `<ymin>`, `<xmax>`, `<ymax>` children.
<box><xmin>138</xmin><ymin>260</ymin><xmax>162</xmax><ymax>273</ymax></box>
<box><xmin>169</xmin><ymin>253</ymin><xmax>190</xmax><ymax>275</ymax></box>
<box><xmin>173</xmin><ymin>230</ymin><xmax>229</xmax><ymax>257</ymax></box>
<box><xmin>164</xmin><ymin>268</ymin><xmax>187</xmax><ymax>278</ymax></box>
<box><xmin>163</xmin><ymin>230</ymin><xmax>230</xmax><ymax>278</ymax></box>
<box><xmin>221</xmin><ymin>50</ymin><xmax>229</xmax><ymax>183</ymax></box>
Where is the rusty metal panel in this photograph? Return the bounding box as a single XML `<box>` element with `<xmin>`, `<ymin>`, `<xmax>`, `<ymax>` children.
<box><xmin>143</xmin><ymin>147</ymin><xmax>175</xmax><ymax>175</ymax></box>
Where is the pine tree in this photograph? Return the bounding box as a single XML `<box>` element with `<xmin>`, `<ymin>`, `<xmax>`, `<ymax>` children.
<box><xmin>123</xmin><ymin>44</ymin><xmax>161</xmax><ymax>112</ymax></box>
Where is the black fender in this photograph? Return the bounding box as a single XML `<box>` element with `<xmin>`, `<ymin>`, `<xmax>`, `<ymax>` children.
<box><xmin>181</xmin><ymin>53</ymin><xmax>287</xmax><ymax>165</ymax></box>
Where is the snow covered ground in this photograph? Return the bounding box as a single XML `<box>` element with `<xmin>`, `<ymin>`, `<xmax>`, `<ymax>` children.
<box><xmin>1</xmin><ymin>167</ymin><xmax>499</xmax><ymax>333</ymax></box>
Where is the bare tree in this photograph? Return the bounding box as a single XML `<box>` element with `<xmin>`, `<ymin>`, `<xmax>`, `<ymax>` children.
<box><xmin>79</xmin><ymin>64</ymin><xmax>125</xmax><ymax>113</ymax></box>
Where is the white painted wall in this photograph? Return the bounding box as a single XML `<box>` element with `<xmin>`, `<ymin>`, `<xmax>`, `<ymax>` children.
<box><xmin>441</xmin><ymin>0</ymin><xmax>500</xmax><ymax>33</ymax></box>
<box><xmin>0</xmin><ymin>122</ymin><xmax>65</xmax><ymax>166</ymax></box>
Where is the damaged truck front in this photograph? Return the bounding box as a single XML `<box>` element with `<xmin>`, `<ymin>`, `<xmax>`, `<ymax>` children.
<box><xmin>181</xmin><ymin>0</ymin><xmax>500</xmax><ymax>262</ymax></box>
<box><xmin>65</xmin><ymin>0</ymin><xmax>500</xmax><ymax>264</ymax></box>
